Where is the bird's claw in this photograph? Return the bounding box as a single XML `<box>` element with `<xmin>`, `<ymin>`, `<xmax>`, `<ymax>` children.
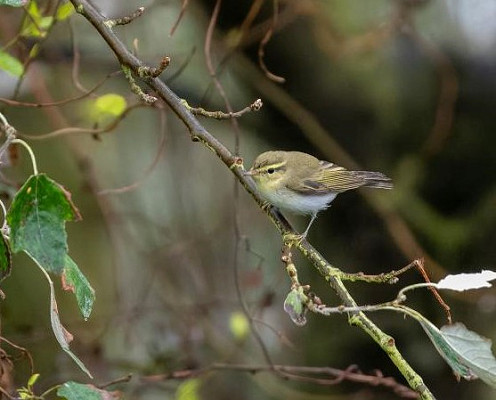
<box><xmin>283</xmin><ymin>232</ymin><xmax>305</xmax><ymax>247</ymax></box>
<box><xmin>261</xmin><ymin>201</ymin><xmax>272</xmax><ymax>212</ymax></box>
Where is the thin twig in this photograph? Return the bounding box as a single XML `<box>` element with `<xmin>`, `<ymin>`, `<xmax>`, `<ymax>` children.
<box><xmin>98</xmin><ymin>374</ymin><xmax>133</xmax><ymax>389</ymax></box>
<box><xmin>97</xmin><ymin>105</ymin><xmax>168</xmax><ymax>195</ymax></box>
<box><xmin>20</xmin><ymin>103</ymin><xmax>145</xmax><ymax>140</ymax></box>
<box><xmin>169</xmin><ymin>0</ymin><xmax>189</xmax><ymax>36</ymax></box>
<box><xmin>238</xmin><ymin>0</ymin><xmax>264</xmax><ymax>41</ymax></box>
<box><xmin>251</xmin><ymin>318</ymin><xmax>296</xmax><ymax>349</ymax></box>
<box><xmin>69</xmin><ymin>18</ymin><xmax>89</xmax><ymax>93</ymax></box>
<box><xmin>104</xmin><ymin>7</ymin><xmax>145</xmax><ymax>28</ymax></box>
<box><xmin>165</xmin><ymin>46</ymin><xmax>196</xmax><ymax>84</ymax></box>
<box><xmin>0</xmin><ymin>112</ymin><xmax>17</xmax><ymax>160</ymax></box>
<box><xmin>142</xmin><ymin>363</ymin><xmax>419</xmax><ymax>398</ymax></box>
<box><xmin>258</xmin><ymin>0</ymin><xmax>285</xmax><ymax>83</ymax></box>
<box><xmin>0</xmin><ymin>336</ymin><xmax>35</xmax><ymax>375</ymax></box>
<box><xmin>413</xmin><ymin>259</ymin><xmax>452</xmax><ymax>323</ymax></box>
<box><xmin>338</xmin><ymin>259</ymin><xmax>420</xmax><ymax>284</ymax></box>
<box><xmin>122</xmin><ymin>65</ymin><xmax>157</xmax><ymax>104</ymax></box>
<box><xmin>390</xmin><ymin>2</ymin><xmax>458</xmax><ymax>158</ymax></box>
<box><xmin>182</xmin><ymin>98</ymin><xmax>262</xmax><ymax>120</ymax></box>
<box><xmin>0</xmin><ymin>71</ymin><xmax>120</xmax><ymax>108</ymax></box>
<box><xmin>0</xmin><ymin>386</ymin><xmax>14</xmax><ymax>400</ymax></box>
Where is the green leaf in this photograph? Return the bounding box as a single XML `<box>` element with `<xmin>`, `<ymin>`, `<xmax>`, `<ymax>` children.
<box><xmin>27</xmin><ymin>373</ymin><xmax>40</xmax><ymax>389</ymax></box>
<box><xmin>93</xmin><ymin>94</ymin><xmax>127</xmax><ymax>118</ymax></box>
<box><xmin>18</xmin><ymin>389</ymin><xmax>31</xmax><ymax>399</ymax></box>
<box><xmin>21</xmin><ymin>16</ymin><xmax>53</xmax><ymax>38</ymax></box>
<box><xmin>419</xmin><ymin>318</ymin><xmax>478</xmax><ymax>381</ymax></box>
<box><xmin>283</xmin><ymin>289</ymin><xmax>308</xmax><ymax>326</ymax></box>
<box><xmin>0</xmin><ymin>232</ymin><xmax>12</xmax><ymax>282</ymax></box>
<box><xmin>21</xmin><ymin>2</ymin><xmax>53</xmax><ymax>38</ymax></box>
<box><xmin>36</xmin><ymin>263</ymin><xmax>92</xmax><ymax>378</ymax></box>
<box><xmin>175</xmin><ymin>379</ymin><xmax>201</xmax><ymax>400</ymax></box>
<box><xmin>0</xmin><ymin>50</ymin><xmax>24</xmax><ymax>77</ymax></box>
<box><xmin>63</xmin><ymin>255</ymin><xmax>95</xmax><ymax>320</ymax></box>
<box><xmin>29</xmin><ymin>43</ymin><xmax>41</xmax><ymax>59</ymax></box>
<box><xmin>0</xmin><ymin>0</ymin><xmax>28</xmax><ymax>7</ymax></box>
<box><xmin>441</xmin><ymin>323</ymin><xmax>496</xmax><ymax>387</ymax></box>
<box><xmin>58</xmin><ymin>381</ymin><xmax>121</xmax><ymax>400</ymax></box>
<box><xmin>7</xmin><ymin>174</ymin><xmax>82</xmax><ymax>274</ymax></box>
<box><xmin>26</xmin><ymin>0</ymin><xmax>41</xmax><ymax>17</ymax></box>
<box><xmin>56</xmin><ymin>2</ymin><xmax>75</xmax><ymax>20</ymax></box>
<box><xmin>229</xmin><ymin>311</ymin><xmax>249</xmax><ymax>341</ymax></box>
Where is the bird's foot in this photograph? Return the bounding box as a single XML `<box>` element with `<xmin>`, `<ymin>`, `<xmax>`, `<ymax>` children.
<box><xmin>283</xmin><ymin>231</ymin><xmax>306</xmax><ymax>247</ymax></box>
<box><xmin>261</xmin><ymin>201</ymin><xmax>272</xmax><ymax>212</ymax></box>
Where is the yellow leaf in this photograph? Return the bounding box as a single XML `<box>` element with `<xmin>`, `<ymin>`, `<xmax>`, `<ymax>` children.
<box><xmin>175</xmin><ymin>379</ymin><xmax>201</xmax><ymax>400</ymax></box>
<box><xmin>94</xmin><ymin>94</ymin><xmax>127</xmax><ymax>117</ymax></box>
<box><xmin>0</xmin><ymin>50</ymin><xmax>24</xmax><ymax>77</ymax></box>
<box><xmin>27</xmin><ymin>373</ymin><xmax>40</xmax><ymax>388</ymax></box>
<box><xmin>29</xmin><ymin>44</ymin><xmax>40</xmax><ymax>59</ymax></box>
<box><xmin>56</xmin><ymin>3</ymin><xmax>75</xmax><ymax>21</ymax></box>
<box><xmin>229</xmin><ymin>311</ymin><xmax>249</xmax><ymax>341</ymax></box>
<box><xmin>21</xmin><ymin>2</ymin><xmax>53</xmax><ymax>38</ymax></box>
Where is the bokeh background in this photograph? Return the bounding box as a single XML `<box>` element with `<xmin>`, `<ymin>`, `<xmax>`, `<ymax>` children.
<box><xmin>1</xmin><ymin>0</ymin><xmax>495</xmax><ymax>399</ymax></box>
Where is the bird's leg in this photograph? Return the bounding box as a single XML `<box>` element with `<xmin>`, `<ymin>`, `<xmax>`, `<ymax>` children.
<box><xmin>283</xmin><ymin>214</ymin><xmax>317</xmax><ymax>246</ymax></box>
<box><xmin>302</xmin><ymin>213</ymin><xmax>317</xmax><ymax>238</ymax></box>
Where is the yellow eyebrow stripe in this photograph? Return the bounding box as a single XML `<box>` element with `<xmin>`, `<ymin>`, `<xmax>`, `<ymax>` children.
<box><xmin>259</xmin><ymin>160</ymin><xmax>286</xmax><ymax>172</ymax></box>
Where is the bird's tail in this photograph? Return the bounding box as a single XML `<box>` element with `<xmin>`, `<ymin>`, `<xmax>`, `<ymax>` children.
<box><xmin>355</xmin><ymin>171</ymin><xmax>393</xmax><ymax>189</ymax></box>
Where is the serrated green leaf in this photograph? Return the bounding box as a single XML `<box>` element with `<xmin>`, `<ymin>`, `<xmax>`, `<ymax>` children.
<box><xmin>63</xmin><ymin>255</ymin><xmax>95</xmax><ymax>320</ymax></box>
<box><xmin>7</xmin><ymin>174</ymin><xmax>81</xmax><ymax>274</ymax></box>
<box><xmin>56</xmin><ymin>2</ymin><xmax>75</xmax><ymax>20</ymax></box>
<box><xmin>0</xmin><ymin>0</ymin><xmax>28</xmax><ymax>7</ymax></box>
<box><xmin>0</xmin><ymin>50</ymin><xmax>24</xmax><ymax>77</ymax></box>
<box><xmin>283</xmin><ymin>289</ymin><xmax>307</xmax><ymax>326</ymax></box>
<box><xmin>0</xmin><ymin>232</ymin><xmax>12</xmax><ymax>282</ymax></box>
<box><xmin>94</xmin><ymin>94</ymin><xmax>127</xmax><ymax>117</ymax></box>
<box><xmin>58</xmin><ymin>381</ymin><xmax>121</xmax><ymax>400</ymax></box>
<box><xmin>229</xmin><ymin>311</ymin><xmax>249</xmax><ymax>341</ymax></box>
<box><xmin>176</xmin><ymin>379</ymin><xmax>201</xmax><ymax>400</ymax></box>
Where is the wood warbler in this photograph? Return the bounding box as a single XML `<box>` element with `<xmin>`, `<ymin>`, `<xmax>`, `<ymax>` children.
<box><xmin>246</xmin><ymin>151</ymin><xmax>393</xmax><ymax>237</ymax></box>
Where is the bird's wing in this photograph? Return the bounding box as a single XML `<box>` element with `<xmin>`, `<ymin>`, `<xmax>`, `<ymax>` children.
<box><xmin>295</xmin><ymin>161</ymin><xmax>368</xmax><ymax>194</ymax></box>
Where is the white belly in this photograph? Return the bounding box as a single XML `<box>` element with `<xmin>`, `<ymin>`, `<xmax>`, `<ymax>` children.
<box><xmin>258</xmin><ymin>186</ymin><xmax>337</xmax><ymax>216</ymax></box>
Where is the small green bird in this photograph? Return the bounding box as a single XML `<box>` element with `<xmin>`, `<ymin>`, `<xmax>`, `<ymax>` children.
<box><xmin>246</xmin><ymin>151</ymin><xmax>393</xmax><ymax>237</ymax></box>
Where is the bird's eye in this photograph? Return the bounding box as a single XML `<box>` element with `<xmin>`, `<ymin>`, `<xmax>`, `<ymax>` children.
<box><xmin>267</xmin><ymin>168</ymin><xmax>275</xmax><ymax>174</ymax></box>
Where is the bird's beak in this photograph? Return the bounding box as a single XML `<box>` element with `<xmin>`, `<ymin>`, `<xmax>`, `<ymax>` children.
<box><xmin>243</xmin><ymin>169</ymin><xmax>255</xmax><ymax>176</ymax></box>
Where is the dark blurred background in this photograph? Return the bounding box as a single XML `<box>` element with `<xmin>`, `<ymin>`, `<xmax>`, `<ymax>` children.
<box><xmin>1</xmin><ymin>0</ymin><xmax>495</xmax><ymax>399</ymax></box>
